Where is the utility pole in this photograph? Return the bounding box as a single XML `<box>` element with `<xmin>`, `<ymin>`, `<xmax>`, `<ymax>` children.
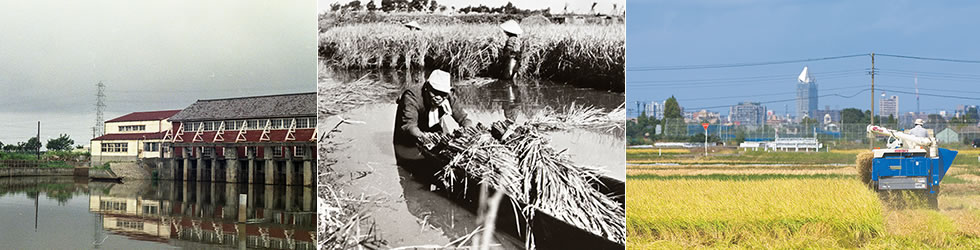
<box><xmin>870</xmin><ymin>53</ymin><xmax>875</xmax><ymax>149</ymax></box>
<box><xmin>36</xmin><ymin>121</ymin><xmax>40</xmax><ymax>160</ymax></box>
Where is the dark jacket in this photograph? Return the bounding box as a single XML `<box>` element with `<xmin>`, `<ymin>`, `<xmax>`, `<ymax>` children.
<box><xmin>393</xmin><ymin>88</ymin><xmax>472</xmax><ymax>146</ymax></box>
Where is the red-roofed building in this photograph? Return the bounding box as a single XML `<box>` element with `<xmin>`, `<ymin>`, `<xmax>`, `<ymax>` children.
<box><xmin>161</xmin><ymin>92</ymin><xmax>316</xmax><ymax>186</ymax></box>
<box><xmin>91</xmin><ymin>110</ymin><xmax>181</xmax><ymax>165</ymax></box>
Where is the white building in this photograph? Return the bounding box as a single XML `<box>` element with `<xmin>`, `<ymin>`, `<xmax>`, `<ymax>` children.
<box><xmin>90</xmin><ymin>110</ymin><xmax>181</xmax><ymax>165</ymax></box>
<box><xmin>879</xmin><ymin>93</ymin><xmax>899</xmax><ymax>118</ymax></box>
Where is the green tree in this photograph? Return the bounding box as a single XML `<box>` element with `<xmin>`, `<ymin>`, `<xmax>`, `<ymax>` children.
<box><xmin>662</xmin><ymin>96</ymin><xmax>685</xmax><ymax>139</ymax></box>
<box><xmin>45</xmin><ymin>134</ymin><xmax>74</xmax><ymax>151</ymax></box>
<box><xmin>25</xmin><ymin>137</ymin><xmax>42</xmax><ymax>152</ymax></box>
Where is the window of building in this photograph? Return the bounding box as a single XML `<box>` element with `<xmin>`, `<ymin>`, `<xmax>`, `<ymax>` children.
<box><xmin>296</xmin><ymin>118</ymin><xmax>309</xmax><ymax>128</ymax></box>
<box><xmin>271</xmin><ymin>119</ymin><xmax>283</xmax><ymax>129</ymax></box>
<box><xmin>185</xmin><ymin>147</ymin><xmax>193</xmax><ymax>157</ymax></box>
<box><xmin>293</xmin><ymin>146</ymin><xmax>304</xmax><ymax>157</ymax></box>
<box><xmin>273</xmin><ymin>146</ymin><xmax>283</xmax><ymax>157</ymax></box>
<box><xmin>142</xmin><ymin>205</ymin><xmax>158</xmax><ymax>215</ymax></box>
<box><xmin>202</xmin><ymin>147</ymin><xmax>214</xmax><ymax>158</ymax></box>
<box><xmin>144</xmin><ymin>142</ymin><xmax>159</xmax><ymax>152</ymax></box>
<box><xmin>116</xmin><ymin>220</ymin><xmax>144</xmax><ymax>230</ymax></box>
<box><xmin>100</xmin><ymin>200</ymin><xmax>127</xmax><ymax>211</ymax></box>
<box><xmin>248</xmin><ymin>119</ymin><xmax>261</xmax><ymax>130</ymax></box>
<box><xmin>101</xmin><ymin>143</ymin><xmax>128</xmax><ymax>153</ymax></box>
<box><xmin>118</xmin><ymin>125</ymin><xmax>146</xmax><ymax>132</ymax></box>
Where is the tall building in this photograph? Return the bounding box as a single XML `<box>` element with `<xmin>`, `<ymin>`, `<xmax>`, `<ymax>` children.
<box><xmin>879</xmin><ymin>93</ymin><xmax>899</xmax><ymax>119</ymax></box>
<box><xmin>730</xmin><ymin>102</ymin><xmax>767</xmax><ymax>127</ymax></box>
<box><xmin>645</xmin><ymin>101</ymin><xmax>664</xmax><ymax>119</ymax></box>
<box><xmin>796</xmin><ymin>66</ymin><xmax>818</xmax><ymax>120</ymax></box>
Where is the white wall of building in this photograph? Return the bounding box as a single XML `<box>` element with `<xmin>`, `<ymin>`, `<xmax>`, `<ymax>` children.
<box><xmin>103</xmin><ymin>119</ymin><xmax>172</xmax><ymax>134</ymax></box>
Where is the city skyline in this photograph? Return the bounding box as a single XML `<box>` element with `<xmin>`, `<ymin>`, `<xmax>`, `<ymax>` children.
<box><xmin>626</xmin><ymin>1</ymin><xmax>980</xmax><ymax>118</ymax></box>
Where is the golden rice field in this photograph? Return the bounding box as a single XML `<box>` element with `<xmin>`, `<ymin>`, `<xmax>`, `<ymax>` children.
<box><xmin>319</xmin><ymin>23</ymin><xmax>624</xmax><ymax>90</ymax></box>
<box><xmin>627</xmin><ymin>175</ymin><xmax>980</xmax><ymax>248</ymax></box>
<box><xmin>627</xmin><ymin>148</ymin><xmax>980</xmax><ymax>249</ymax></box>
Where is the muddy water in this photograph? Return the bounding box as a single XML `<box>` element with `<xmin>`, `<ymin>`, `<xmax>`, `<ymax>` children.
<box><xmin>321</xmin><ymin>69</ymin><xmax>624</xmax><ymax>248</ymax></box>
<box><xmin>0</xmin><ymin>177</ymin><xmax>315</xmax><ymax>249</ymax></box>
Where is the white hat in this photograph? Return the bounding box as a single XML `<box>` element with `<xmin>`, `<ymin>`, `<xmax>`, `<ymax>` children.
<box><xmin>500</xmin><ymin>20</ymin><xmax>523</xmax><ymax>36</ymax></box>
<box><xmin>426</xmin><ymin>70</ymin><xmax>451</xmax><ymax>93</ymax></box>
<box><xmin>914</xmin><ymin>119</ymin><xmax>924</xmax><ymax>126</ymax></box>
<box><xmin>404</xmin><ymin>21</ymin><xmax>421</xmax><ymax>30</ymax></box>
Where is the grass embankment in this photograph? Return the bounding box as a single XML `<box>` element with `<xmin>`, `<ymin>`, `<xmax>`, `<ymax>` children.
<box><xmin>0</xmin><ymin>152</ymin><xmax>88</xmax><ymax>168</ymax></box>
<box><xmin>319</xmin><ymin>23</ymin><xmax>624</xmax><ymax>91</ymax></box>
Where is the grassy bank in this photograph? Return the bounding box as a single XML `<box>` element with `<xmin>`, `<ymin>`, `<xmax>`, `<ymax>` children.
<box><xmin>319</xmin><ymin>23</ymin><xmax>624</xmax><ymax>91</ymax></box>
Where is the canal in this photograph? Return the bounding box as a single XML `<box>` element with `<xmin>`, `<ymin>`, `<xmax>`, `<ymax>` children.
<box><xmin>319</xmin><ymin>68</ymin><xmax>624</xmax><ymax>248</ymax></box>
<box><xmin>0</xmin><ymin>176</ymin><xmax>315</xmax><ymax>249</ymax></box>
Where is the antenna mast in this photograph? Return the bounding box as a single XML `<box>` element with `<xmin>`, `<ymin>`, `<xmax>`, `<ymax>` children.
<box><xmin>94</xmin><ymin>81</ymin><xmax>106</xmax><ymax>138</ymax></box>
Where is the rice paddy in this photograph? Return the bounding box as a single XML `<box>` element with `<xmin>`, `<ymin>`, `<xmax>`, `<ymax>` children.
<box><xmin>319</xmin><ymin>23</ymin><xmax>624</xmax><ymax>91</ymax></box>
<box><xmin>627</xmin><ymin>148</ymin><xmax>980</xmax><ymax>248</ymax></box>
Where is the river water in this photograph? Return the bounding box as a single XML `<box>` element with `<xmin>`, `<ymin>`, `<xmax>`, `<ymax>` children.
<box><xmin>319</xmin><ymin>69</ymin><xmax>624</xmax><ymax>248</ymax></box>
<box><xmin>0</xmin><ymin>176</ymin><xmax>315</xmax><ymax>249</ymax></box>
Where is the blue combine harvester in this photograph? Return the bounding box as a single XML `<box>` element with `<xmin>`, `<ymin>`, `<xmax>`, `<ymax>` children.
<box><xmin>866</xmin><ymin>125</ymin><xmax>958</xmax><ymax>207</ymax></box>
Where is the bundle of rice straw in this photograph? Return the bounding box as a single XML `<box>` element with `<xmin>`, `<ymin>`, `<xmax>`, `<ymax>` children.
<box><xmin>527</xmin><ymin>102</ymin><xmax>625</xmax><ymax>132</ymax></box>
<box><xmin>317</xmin><ymin>183</ymin><xmax>386</xmax><ymax>249</ymax></box>
<box><xmin>856</xmin><ymin>151</ymin><xmax>875</xmax><ymax>186</ymax></box>
<box><xmin>422</xmin><ymin>121</ymin><xmax>625</xmax><ymax>247</ymax></box>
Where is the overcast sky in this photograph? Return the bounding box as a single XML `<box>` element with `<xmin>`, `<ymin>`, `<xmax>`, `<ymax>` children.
<box><xmin>319</xmin><ymin>0</ymin><xmax>626</xmax><ymax>14</ymax></box>
<box><xmin>627</xmin><ymin>0</ymin><xmax>980</xmax><ymax>118</ymax></box>
<box><xmin>0</xmin><ymin>0</ymin><xmax>316</xmax><ymax>147</ymax></box>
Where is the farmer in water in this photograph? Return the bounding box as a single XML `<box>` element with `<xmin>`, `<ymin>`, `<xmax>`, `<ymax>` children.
<box><xmin>909</xmin><ymin>118</ymin><xmax>928</xmax><ymax>138</ymax></box>
<box><xmin>393</xmin><ymin>69</ymin><xmax>473</xmax><ymax>164</ymax></box>
<box><xmin>499</xmin><ymin>20</ymin><xmax>523</xmax><ymax>79</ymax></box>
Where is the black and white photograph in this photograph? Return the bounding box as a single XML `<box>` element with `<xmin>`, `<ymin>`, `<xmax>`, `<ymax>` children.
<box><xmin>317</xmin><ymin>0</ymin><xmax>626</xmax><ymax>248</ymax></box>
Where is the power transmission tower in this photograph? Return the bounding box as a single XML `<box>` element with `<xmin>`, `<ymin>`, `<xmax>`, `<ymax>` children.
<box><xmin>94</xmin><ymin>81</ymin><xmax>106</xmax><ymax>138</ymax></box>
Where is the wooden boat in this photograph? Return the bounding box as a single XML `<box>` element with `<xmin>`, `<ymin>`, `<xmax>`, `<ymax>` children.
<box><xmin>89</xmin><ymin>176</ymin><xmax>124</xmax><ymax>183</ymax></box>
<box><xmin>406</xmin><ymin>146</ymin><xmax>625</xmax><ymax>249</ymax></box>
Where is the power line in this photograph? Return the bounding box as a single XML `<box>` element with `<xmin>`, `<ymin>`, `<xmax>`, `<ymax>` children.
<box><xmin>876</xmin><ymin>53</ymin><xmax>980</xmax><ymax>64</ymax></box>
<box><xmin>627</xmin><ymin>69</ymin><xmax>865</xmax><ymax>85</ymax></box>
<box><xmin>685</xmin><ymin>88</ymin><xmax>871</xmax><ymax>110</ymax></box>
<box><xmin>876</xmin><ymin>88</ymin><xmax>980</xmax><ymax>101</ymax></box>
<box><xmin>626</xmin><ymin>54</ymin><xmax>868</xmax><ymax>71</ymax></box>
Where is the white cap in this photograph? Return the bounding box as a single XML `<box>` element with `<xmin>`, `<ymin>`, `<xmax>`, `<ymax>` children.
<box><xmin>404</xmin><ymin>21</ymin><xmax>421</xmax><ymax>30</ymax></box>
<box><xmin>500</xmin><ymin>20</ymin><xmax>523</xmax><ymax>36</ymax></box>
<box><xmin>914</xmin><ymin>119</ymin><xmax>924</xmax><ymax>126</ymax></box>
<box><xmin>426</xmin><ymin>70</ymin><xmax>451</xmax><ymax>93</ymax></box>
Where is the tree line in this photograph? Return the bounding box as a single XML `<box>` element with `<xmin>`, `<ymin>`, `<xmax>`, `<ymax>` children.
<box><xmin>329</xmin><ymin>0</ymin><xmax>550</xmax><ymax>16</ymax></box>
<box><xmin>0</xmin><ymin>134</ymin><xmax>76</xmax><ymax>152</ymax></box>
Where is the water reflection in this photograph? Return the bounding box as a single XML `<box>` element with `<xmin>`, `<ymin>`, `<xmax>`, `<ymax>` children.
<box><xmin>0</xmin><ymin>176</ymin><xmax>315</xmax><ymax>249</ymax></box>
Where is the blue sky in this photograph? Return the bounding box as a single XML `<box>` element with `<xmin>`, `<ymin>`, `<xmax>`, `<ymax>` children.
<box><xmin>626</xmin><ymin>0</ymin><xmax>980</xmax><ymax>118</ymax></box>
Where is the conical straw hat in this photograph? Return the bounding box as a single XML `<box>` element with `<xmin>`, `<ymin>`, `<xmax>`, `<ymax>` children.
<box><xmin>404</xmin><ymin>21</ymin><xmax>421</xmax><ymax>30</ymax></box>
<box><xmin>500</xmin><ymin>20</ymin><xmax>523</xmax><ymax>36</ymax></box>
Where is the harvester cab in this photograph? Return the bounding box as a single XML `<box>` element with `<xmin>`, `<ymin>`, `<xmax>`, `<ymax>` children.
<box><xmin>864</xmin><ymin>125</ymin><xmax>957</xmax><ymax>206</ymax></box>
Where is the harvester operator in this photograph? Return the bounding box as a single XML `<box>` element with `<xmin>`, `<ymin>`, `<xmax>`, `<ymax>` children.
<box><xmin>910</xmin><ymin>119</ymin><xmax>928</xmax><ymax>138</ymax></box>
<box><xmin>393</xmin><ymin>69</ymin><xmax>473</xmax><ymax>164</ymax></box>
